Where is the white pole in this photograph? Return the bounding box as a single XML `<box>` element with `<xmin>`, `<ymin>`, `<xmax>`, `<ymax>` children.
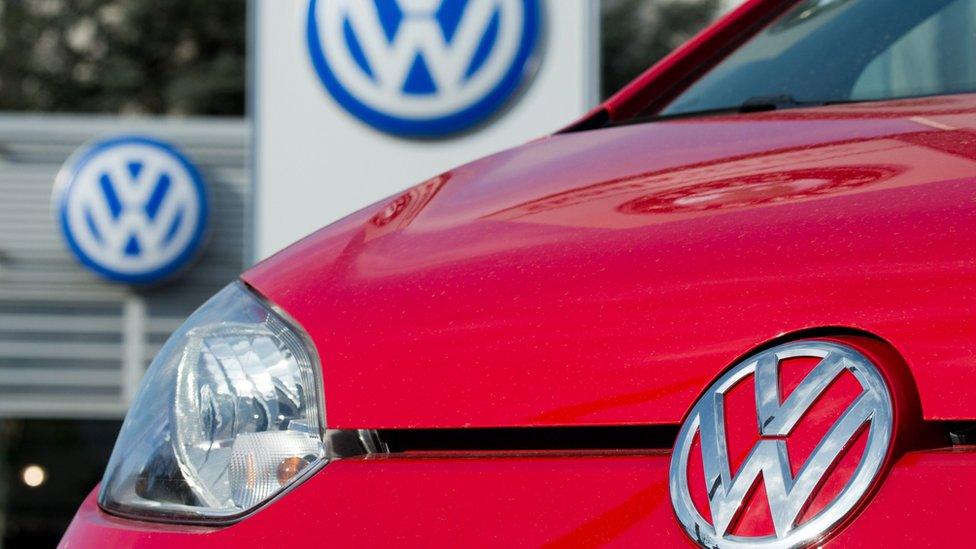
<box><xmin>121</xmin><ymin>293</ymin><xmax>147</xmax><ymax>405</ymax></box>
<box><xmin>584</xmin><ymin>0</ymin><xmax>602</xmax><ymax>109</ymax></box>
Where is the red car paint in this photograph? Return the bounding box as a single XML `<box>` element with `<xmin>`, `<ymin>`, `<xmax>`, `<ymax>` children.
<box><xmin>60</xmin><ymin>446</ymin><xmax>976</xmax><ymax>547</ymax></box>
<box><xmin>62</xmin><ymin>0</ymin><xmax>976</xmax><ymax>546</ymax></box>
<box><xmin>243</xmin><ymin>95</ymin><xmax>976</xmax><ymax>429</ymax></box>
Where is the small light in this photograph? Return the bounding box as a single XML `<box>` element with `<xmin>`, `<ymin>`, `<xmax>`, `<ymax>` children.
<box><xmin>21</xmin><ymin>464</ymin><xmax>46</xmax><ymax>488</ymax></box>
<box><xmin>276</xmin><ymin>456</ymin><xmax>310</xmax><ymax>485</ymax></box>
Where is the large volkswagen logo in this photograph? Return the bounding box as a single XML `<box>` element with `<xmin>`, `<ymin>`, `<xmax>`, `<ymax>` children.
<box><xmin>54</xmin><ymin>136</ymin><xmax>208</xmax><ymax>284</ymax></box>
<box><xmin>306</xmin><ymin>0</ymin><xmax>541</xmax><ymax>137</ymax></box>
<box><xmin>670</xmin><ymin>341</ymin><xmax>893</xmax><ymax>548</ymax></box>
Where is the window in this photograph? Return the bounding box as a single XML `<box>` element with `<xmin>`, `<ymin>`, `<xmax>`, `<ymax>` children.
<box><xmin>660</xmin><ymin>0</ymin><xmax>976</xmax><ymax>117</ymax></box>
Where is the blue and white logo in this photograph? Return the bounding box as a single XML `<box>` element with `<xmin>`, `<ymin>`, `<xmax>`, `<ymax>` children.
<box><xmin>306</xmin><ymin>0</ymin><xmax>541</xmax><ymax>137</ymax></box>
<box><xmin>54</xmin><ymin>136</ymin><xmax>209</xmax><ymax>284</ymax></box>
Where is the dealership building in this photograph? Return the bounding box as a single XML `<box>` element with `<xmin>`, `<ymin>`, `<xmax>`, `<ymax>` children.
<box><xmin>0</xmin><ymin>115</ymin><xmax>248</xmax><ymax>543</ymax></box>
<box><xmin>0</xmin><ymin>1</ymin><xmax>605</xmax><ymax>544</ymax></box>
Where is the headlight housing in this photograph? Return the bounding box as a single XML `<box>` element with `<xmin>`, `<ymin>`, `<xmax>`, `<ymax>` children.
<box><xmin>99</xmin><ymin>282</ymin><xmax>373</xmax><ymax>522</ymax></box>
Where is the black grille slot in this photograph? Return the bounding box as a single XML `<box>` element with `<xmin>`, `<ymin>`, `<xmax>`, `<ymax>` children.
<box><xmin>377</xmin><ymin>425</ymin><xmax>679</xmax><ymax>453</ymax></box>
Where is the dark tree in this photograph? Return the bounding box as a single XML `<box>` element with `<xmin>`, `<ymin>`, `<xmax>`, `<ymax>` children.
<box><xmin>0</xmin><ymin>0</ymin><xmax>245</xmax><ymax>115</ymax></box>
<box><xmin>0</xmin><ymin>0</ymin><xmax>719</xmax><ymax>114</ymax></box>
<box><xmin>601</xmin><ymin>0</ymin><xmax>721</xmax><ymax>99</ymax></box>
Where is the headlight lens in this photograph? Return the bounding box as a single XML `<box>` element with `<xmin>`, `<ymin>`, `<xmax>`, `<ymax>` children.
<box><xmin>99</xmin><ymin>282</ymin><xmax>331</xmax><ymax>521</ymax></box>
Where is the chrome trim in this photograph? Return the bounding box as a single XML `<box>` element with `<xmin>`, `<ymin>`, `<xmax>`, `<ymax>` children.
<box><xmin>670</xmin><ymin>341</ymin><xmax>893</xmax><ymax>549</ymax></box>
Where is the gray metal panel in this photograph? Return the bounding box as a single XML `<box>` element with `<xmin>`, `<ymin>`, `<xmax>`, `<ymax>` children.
<box><xmin>0</xmin><ymin>113</ymin><xmax>249</xmax><ymax>419</ymax></box>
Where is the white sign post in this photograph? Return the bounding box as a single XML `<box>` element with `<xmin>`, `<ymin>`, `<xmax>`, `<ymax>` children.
<box><xmin>253</xmin><ymin>0</ymin><xmax>599</xmax><ymax>259</ymax></box>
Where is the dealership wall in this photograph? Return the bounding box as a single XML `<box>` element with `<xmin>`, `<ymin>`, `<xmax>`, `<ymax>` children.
<box><xmin>0</xmin><ymin>2</ymin><xmax>740</xmax><ymax>545</ymax></box>
<box><xmin>0</xmin><ymin>114</ymin><xmax>248</xmax><ymax>419</ymax></box>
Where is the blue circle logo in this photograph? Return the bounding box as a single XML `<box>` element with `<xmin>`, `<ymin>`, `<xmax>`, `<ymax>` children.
<box><xmin>54</xmin><ymin>136</ymin><xmax>209</xmax><ymax>285</ymax></box>
<box><xmin>306</xmin><ymin>0</ymin><xmax>541</xmax><ymax>137</ymax></box>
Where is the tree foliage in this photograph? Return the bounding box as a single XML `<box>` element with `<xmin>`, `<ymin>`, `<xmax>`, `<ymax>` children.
<box><xmin>601</xmin><ymin>0</ymin><xmax>721</xmax><ymax>98</ymax></box>
<box><xmin>0</xmin><ymin>0</ymin><xmax>245</xmax><ymax>115</ymax></box>
<box><xmin>0</xmin><ymin>0</ymin><xmax>719</xmax><ymax>114</ymax></box>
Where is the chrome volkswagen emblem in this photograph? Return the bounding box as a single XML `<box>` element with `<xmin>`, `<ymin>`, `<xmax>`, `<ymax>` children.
<box><xmin>670</xmin><ymin>341</ymin><xmax>893</xmax><ymax>548</ymax></box>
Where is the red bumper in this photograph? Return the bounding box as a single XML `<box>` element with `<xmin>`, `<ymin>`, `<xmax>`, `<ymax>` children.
<box><xmin>61</xmin><ymin>449</ymin><xmax>974</xmax><ymax>548</ymax></box>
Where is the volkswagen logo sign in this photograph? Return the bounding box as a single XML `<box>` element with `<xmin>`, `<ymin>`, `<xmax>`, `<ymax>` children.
<box><xmin>670</xmin><ymin>341</ymin><xmax>893</xmax><ymax>548</ymax></box>
<box><xmin>54</xmin><ymin>135</ymin><xmax>209</xmax><ymax>285</ymax></box>
<box><xmin>306</xmin><ymin>0</ymin><xmax>542</xmax><ymax>137</ymax></box>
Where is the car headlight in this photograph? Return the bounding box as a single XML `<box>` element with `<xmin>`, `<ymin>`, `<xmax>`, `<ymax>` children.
<box><xmin>99</xmin><ymin>282</ymin><xmax>376</xmax><ymax>522</ymax></box>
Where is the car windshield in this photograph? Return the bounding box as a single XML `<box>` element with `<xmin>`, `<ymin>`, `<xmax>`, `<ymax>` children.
<box><xmin>660</xmin><ymin>0</ymin><xmax>976</xmax><ymax>117</ymax></box>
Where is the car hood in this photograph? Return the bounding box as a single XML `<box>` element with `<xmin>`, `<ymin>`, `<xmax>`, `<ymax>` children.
<box><xmin>244</xmin><ymin>95</ymin><xmax>976</xmax><ymax>429</ymax></box>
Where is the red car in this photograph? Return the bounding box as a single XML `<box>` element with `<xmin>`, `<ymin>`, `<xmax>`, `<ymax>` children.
<box><xmin>62</xmin><ymin>0</ymin><xmax>976</xmax><ymax>547</ymax></box>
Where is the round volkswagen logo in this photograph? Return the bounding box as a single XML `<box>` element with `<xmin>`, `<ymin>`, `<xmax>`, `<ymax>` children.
<box><xmin>306</xmin><ymin>0</ymin><xmax>542</xmax><ymax>137</ymax></box>
<box><xmin>54</xmin><ymin>135</ymin><xmax>209</xmax><ymax>284</ymax></box>
<box><xmin>670</xmin><ymin>341</ymin><xmax>893</xmax><ymax>548</ymax></box>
